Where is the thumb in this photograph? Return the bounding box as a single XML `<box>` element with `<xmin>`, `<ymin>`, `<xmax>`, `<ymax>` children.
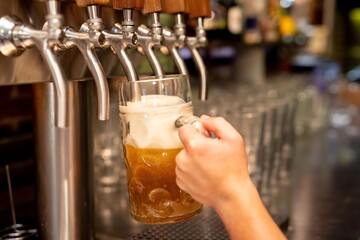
<box><xmin>200</xmin><ymin>115</ymin><xmax>240</xmax><ymax>140</ymax></box>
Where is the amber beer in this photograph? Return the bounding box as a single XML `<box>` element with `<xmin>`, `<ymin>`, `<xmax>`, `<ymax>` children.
<box><xmin>120</xmin><ymin>94</ymin><xmax>202</xmax><ymax>224</ymax></box>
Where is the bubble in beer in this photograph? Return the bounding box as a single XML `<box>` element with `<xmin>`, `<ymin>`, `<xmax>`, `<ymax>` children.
<box><xmin>149</xmin><ymin>188</ymin><xmax>172</xmax><ymax>203</ymax></box>
<box><xmin>140</xmin><ymin>147</ymin><xmax>174</xmax><ymax>166</ymax></box>
<box><xmin>180</xmin><ymin>190</ymin><xmax>196</xmax><ymax>206</ymax></box>
<box><xmin>148</xmin><ymin>188</ymin><xmax>174</xmax><ymax>217</ymax></box>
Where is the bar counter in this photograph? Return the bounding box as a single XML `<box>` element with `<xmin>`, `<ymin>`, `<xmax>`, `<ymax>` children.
<box><xmin>289</xmin><ymin>108</ymin><xmax>360</xmax><ymax>240</ymax></box>
<box><xmin>94</xmin><ymin>88</ymin><xmax>360</xmax><ymax>240</ymax></box>
<box><xmin>1</xmin><ymin>80</ymin><xmax>360</xmax><ymax>240</ymax></box>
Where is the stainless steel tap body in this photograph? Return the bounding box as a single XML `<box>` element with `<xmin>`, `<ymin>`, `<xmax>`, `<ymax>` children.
<box><xmin>162</xmin><ymin>12</ymin><xmax>188</xmax><ymax>75</ymax></box>
<box><xmin>186</xmin><ymin>35</ymin><xmax>207</xmax><ymax>101</ymax></box>
<box><xmin>0</xmin><ymin>14</ymin><xmax>68</xmax><ymax>127</ymax></box>
<box><xmin>61</xmin><ymin>25</ymin><xmax>110</xmax><ymax>121</ymax></box>
<box><xmin>136</xmin><ymin>22</ymin><xmax>165</xmax><ymax>76</ymax></box>
<box><xmin>114</xmin><ymin>9</ymin><xmax>164</xmax><ymax>77</ymax></box>
<box><xmin>104</xmin><ymin>25</ymin><xmax>139</xmax><ymax>82</ymax></box>
<box><xmin>184</xmin><ymin>17</ymin><xmax>208</xmax><ymax>101</ymax></box>
<box><xmin>162</xmin><ymin>27</ymin><xmax>188</xmax><ymax>75</ymax></box>
<box><xmin>0</xmin><ymin>2</ymin><xmax>119</xmax><ymax>240</ymax></box>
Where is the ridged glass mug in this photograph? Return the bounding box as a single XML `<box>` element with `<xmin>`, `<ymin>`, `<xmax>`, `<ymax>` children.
<box><xmin>119</xmin><ymin>74</ymin><xmax>202</xmax><ymax>224</ymax></box>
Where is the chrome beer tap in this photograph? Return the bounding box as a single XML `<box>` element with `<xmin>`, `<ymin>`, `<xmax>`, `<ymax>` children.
<box><xmin>62</xmin><ymin>0</ymin><xmax>141</xmax><ymax>101</ymax></box>
<box><xmin>184</xmin><ymin>0</ymin><xmax>211</xmax><ymax>101</ymax></box>
<box><xmin>160</xmin><ymin>0</ymin><xmax>189</xmax><ymax>75</ymax></box>
<box><xmin>135</xmin><ymin>0</ymin><xmax>165</xmax><ymax>76</ymax></box>
<box><xmin>0</xmin><ymin>0</ymin><xmax>68</xmax><ymax>127</ymax></box>
<box><xmin>137</xmin><ymin>0</ymin><xmax>189</xmax><ymax>77</ymax></box>
<box><xmin>58</xmin><ymin>0</ymin><xmax>110</xmax><ymax>120</ymax></box>
<box><xmin>112</xmin><ymin>0</ymin><xmax>188</xmax><ymax>78</ymax></box>
<box><xmin>105</xmin><ymin>0</ymin><xmax>140</xmax><ymax>84</ymax></box>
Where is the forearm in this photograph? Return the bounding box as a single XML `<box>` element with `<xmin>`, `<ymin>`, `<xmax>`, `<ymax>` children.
<box><xmin>214</xmin><ymin>179</ymin><xmax>287</xmax><ymax>240</ymax></box>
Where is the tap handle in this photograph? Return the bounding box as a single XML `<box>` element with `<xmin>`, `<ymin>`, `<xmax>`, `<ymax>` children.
<box><xmin>185</xmin><ymin>0</ymin><xmax>211</xmax><ymax>19</ymax></box>
<box><xmin>142</xmin><ymin>0</ymin><xmax>161</xmax><ymax>14</ymax></box>
<box><xmin>160</xmin><ymin>0</ymin><xmax>186</xmax><ymax>14</ymax></box>
<box><xmin>76</xmin><ymin>0</ymin><xmax>109</xmax><ymax>7</ymax></box>
<box><xmin>112</xmin><ymin>0</ymin><xmax>143</xmax><ymax>9</ymax></box>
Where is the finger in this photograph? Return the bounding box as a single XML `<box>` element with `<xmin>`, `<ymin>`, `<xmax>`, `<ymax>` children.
<box><xmin>175</xmin><ymin>166</ymin><xmax>188</xmax><ymax>191</ymax></box>
<box><xmin>178</xmin><ymin>124</ymin><xmax>204</xmax><ymax>150</ymax></box>
<box><xmin>200</xmin><ymin>116</ymin><xmax>240</xmax><ymax>140</ymax></box>
<box><xmin>175</xmin><ymin>149</ymin><xmax>187</xmax><ymax>171</ymax></box>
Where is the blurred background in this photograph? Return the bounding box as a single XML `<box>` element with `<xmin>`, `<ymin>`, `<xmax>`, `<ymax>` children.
<box><xmin>1</xmin><ymin>0</ymin><xmax>360</xmax><ymax>239</ymax></box>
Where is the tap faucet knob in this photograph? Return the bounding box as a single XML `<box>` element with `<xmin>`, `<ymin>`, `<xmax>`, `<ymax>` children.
<box><xmin>76</xmin><ymin>0</ymin><xmax>109</xmax><ymax>7</ymax></box>
<box><xmin>160</xmin><ymin>0</ymin><xmax>186</xmax><ymax>14</ymax></box>
<box><xmin>142</xmin><ymin>0</ymin><xmax>161</xmax><ymax>14</ymax></box>
<box><xmin>185</xmin><ymin>0</ymin><xmax>211</xmax><ymax>19</ymax></box>
<box><xmin>186</xmin><ymin>0</ymin><xmax>210</xmax><ymax>42</ymax></box>
<box><xmin>112</xmin><ymin>0</ymin><xmax>143</xmax><ymax>9</ymax></box>
<box><xmin>142</xmin><ymin>0</ymin><xmax>162</xmax><ymax>36</ymax></box>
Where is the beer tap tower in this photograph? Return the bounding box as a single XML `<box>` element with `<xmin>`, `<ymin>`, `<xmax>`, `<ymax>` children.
<box><xmin>0</xmin><ymin>0</ymin><xmax>113</xmax><ymax>238</ymax></box>
<box><xmin>0</xmin><ymin>0</ymin><xmax>211</xmax><ymax>239</ymax></box>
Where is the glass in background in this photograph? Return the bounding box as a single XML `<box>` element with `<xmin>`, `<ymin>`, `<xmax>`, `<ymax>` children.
<box><xmin>192</xmin><ymin>76</ymin><xmax>331</xmax><ymax>215</ymax></box>
<box><xmin>94</xmin><ymin>80</ymin><xmax>124</xmax><ymax>192</ymax></box>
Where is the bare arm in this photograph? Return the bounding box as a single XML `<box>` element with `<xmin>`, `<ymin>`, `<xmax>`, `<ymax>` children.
<box><xmin>175</xmin><ymin>116</ymin><xmax>286</xmax><ymax>240</ymax></box>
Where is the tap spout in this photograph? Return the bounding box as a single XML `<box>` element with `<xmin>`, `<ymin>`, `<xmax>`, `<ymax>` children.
<box><xmin>190</xmin><ymin>47</ymin><xmax>207</xmax><ymax>101</ymax></box>
<box><xmin>162</xmin><ymin>27</ymin><xmax>188</xmax><ymax>75</ymax></box>
<box><xmin>170</xmin><ymin>46</ymin><xmax>188</xmax><ymax>75</ymax></box>
<box><xmin>187</xmin><ymin>37</ymin><xmax>207</xmax><ymax>101</ymax></box>
<box><xmin>137</xmin><ymin>25</ymin><xmax>164</xmax><ymax>76</ymax></box>
<box><xmin>103</xmin><ymin>30</ymin><xmax>141</xmax><ymax>101</ymax></box>
<box><xmin>5</xmin><ymin>19</ymin><xmax>69</xmax><ymax>127</ymax></box>
<box><xmin>39</xmin><ymin>39</ymin><xmax>68</xmax><ymax>127</ymax></box>
<box><xmin>103</xmin><ymin>31</ymin><xmax>138</xmax><ymax>82</ymax></box>
<box><xmin>62</xmin><ymin>28</ymin><xmax>110</xmax><ymax>120</ymax></box>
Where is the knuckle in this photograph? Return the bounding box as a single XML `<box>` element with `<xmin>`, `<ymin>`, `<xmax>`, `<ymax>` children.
<box><xmin>175</xmin><ymin>150</ymin><xmax>185</xmax><ymax>164</ymax></box>
<box><xmin>213</xmin><ymin>116</ymin><xmax>225</xmax><ymax>124</ymax></box>
<box><xmin>236</xmin><ymin>133</ymin><xmax>245</xmax><ymax>145</ymax></box>
<box><xmin>228</xmin><ymin>131</ymin><xmax>244</xmax><ymax>145</ymax></box>
<box><xmin>187</xmin><ymin>138</ymin><xmax>200</xmax><ymax>151</ymax></box>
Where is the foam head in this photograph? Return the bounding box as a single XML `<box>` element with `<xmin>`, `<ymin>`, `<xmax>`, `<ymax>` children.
<box><xmin>120</xmin><ymin>95</ymin><xmax>193</xmax><ymax>149</ymax></box>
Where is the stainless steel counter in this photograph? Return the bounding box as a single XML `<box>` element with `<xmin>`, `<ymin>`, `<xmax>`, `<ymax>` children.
<box><xmin>93</xmin><ymin>170</ymin><xmax>290</xmax><ymax>240</ymax></box>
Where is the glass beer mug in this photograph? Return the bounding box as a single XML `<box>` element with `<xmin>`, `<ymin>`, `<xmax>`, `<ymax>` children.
<box><xmin>119</xmin><ymin>74</ymin><xmax>202</xmax><ymax>224</ymax></box>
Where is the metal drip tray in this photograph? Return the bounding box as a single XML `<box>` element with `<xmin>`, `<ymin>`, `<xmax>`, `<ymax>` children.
<box><xmin>95</xmin><ymin>185</ymin><xmax>290</xmax><ymax>240</ymax></box>
<box><xmin>125</xmin><ymin>208</ymin><xmax>289</xmax><ymax>240</ymax></box>
<box><xmin>126</xmin><ymin>208</ymin><xmax>229</xmax><ymax>240</ymax></box>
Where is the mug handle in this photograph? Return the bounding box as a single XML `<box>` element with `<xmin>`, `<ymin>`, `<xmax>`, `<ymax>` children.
<box><xmin>175</xmin><ymin>115</ymin><xmax>212</xmax><ymax>138</ymax></box>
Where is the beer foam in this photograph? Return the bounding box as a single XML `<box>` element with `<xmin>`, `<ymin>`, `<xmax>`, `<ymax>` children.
<box><xmin>120</xmin><ymin>95</ymin><xmax>193</xmax><ymax>149</ymax></box>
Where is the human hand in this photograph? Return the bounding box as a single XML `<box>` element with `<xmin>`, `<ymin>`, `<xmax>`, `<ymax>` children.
<box><xmin>176</xmin><ymin>116</ymin><xmax>287</xmax><ymax>240</ymax></box>
<box><xmin>175</xmin><ymin>115</ymin><xmax>251</xmax><ymax>208</ymax></box>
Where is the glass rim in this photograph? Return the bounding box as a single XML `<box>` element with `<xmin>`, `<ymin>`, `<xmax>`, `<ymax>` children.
<box><xmin>121</xmin><ymin>74</ymin><xmax>188</xmax><ymax>85</ymax></box>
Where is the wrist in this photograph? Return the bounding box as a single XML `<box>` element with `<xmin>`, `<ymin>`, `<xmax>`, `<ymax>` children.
<box><xmin>212</xmin><ymin>176</ymin><xmax>257</xmax><ymax>215</ymax></box>
<box><xmin>210</xmin><ymin>177</ymin><xmax>287</xmax><ymax>240</ymax></box>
